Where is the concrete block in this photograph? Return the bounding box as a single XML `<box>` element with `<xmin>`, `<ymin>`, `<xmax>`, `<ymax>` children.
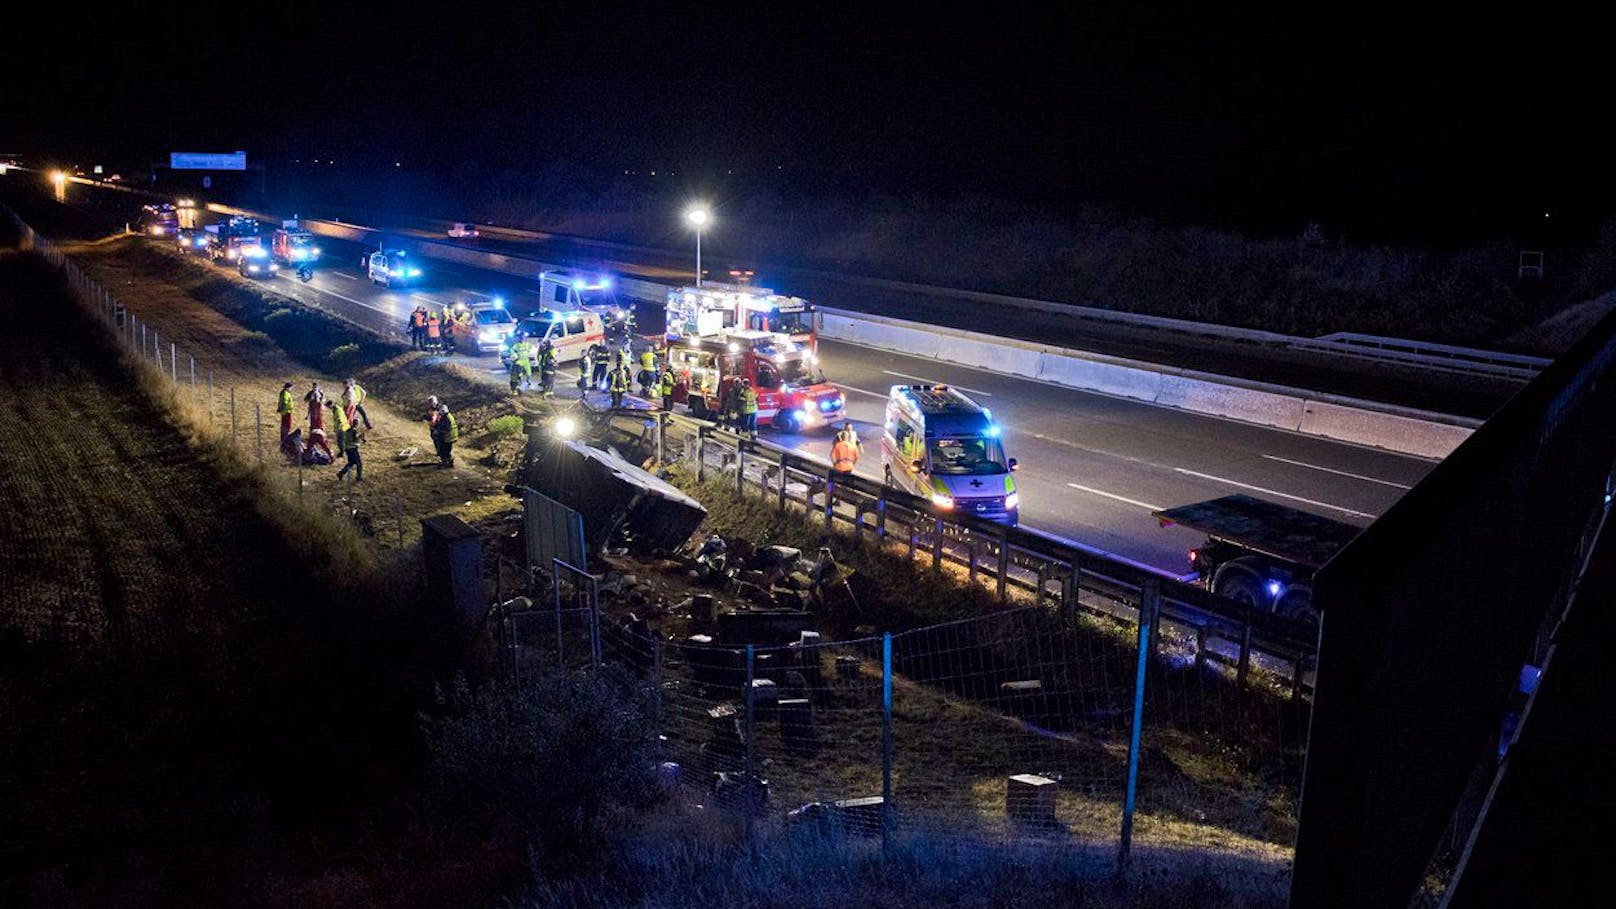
<box><xmin>1299</xmin><ymin>400</ymin><xmax>1471</xmax><ymax>459</ymax></box>
<box><xmin>1156</xmin><ymin>374</ymin><xmax>1306</xmax><ymax>430</ymax></box>
<box><xmin>1006</xmin><ymin>773</ymin><xmax>1059</xmax><ymax>825</ymax></box>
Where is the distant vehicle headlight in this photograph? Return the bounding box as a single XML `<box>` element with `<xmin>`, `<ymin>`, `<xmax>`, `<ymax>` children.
<box><xmin>479</xmin><ymin>329</ymin><xmax>499</xmax><ymax>342</ymax></box>
<box><xmin>248</xmin><ymin>265</ymin><xmax>260</xmax><ymax>272</ymax></box>
<box><xmin>268</xmin><ymin>264</ymin><xmax>279</xmax><ymax>271</ymax></box>
<box><xmin>407</xmin><ymin>267</ymin><xmax>422</xmax><ymax>277</ymax></box>
<box><xmin>931</xmin><ymin>492</ymin><xmax>955</xmax><ymax>509</ymax></box>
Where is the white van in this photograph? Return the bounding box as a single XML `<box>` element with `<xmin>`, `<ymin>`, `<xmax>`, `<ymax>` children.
<box><xmin>499</xmin><ymin>310</ymin><xmax>606</xmax><ymax>366</ymax></box>
<box><xmin>882</xmin><ymin>384</ymin><xmax>1019</xmax><ymax>525</ymax></box>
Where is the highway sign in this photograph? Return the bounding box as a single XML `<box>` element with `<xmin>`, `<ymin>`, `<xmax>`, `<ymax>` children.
<box><xmin>170</xmin><ymin>151</ymin><xmax>247</xmax><ymax>171</ymax></box>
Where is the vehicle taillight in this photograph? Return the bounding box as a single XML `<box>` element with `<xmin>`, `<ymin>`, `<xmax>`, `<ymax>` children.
<box><xmin>1188</xmin><ymin>549</ymin><xmax>1199</xmax><ymax>563</ymax></box>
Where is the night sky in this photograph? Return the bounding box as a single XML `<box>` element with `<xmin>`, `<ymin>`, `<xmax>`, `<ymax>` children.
<box><xmin>4</xmin><ymin>3</ymin><xmax>1613</xmax><ymax>241</ymax></box>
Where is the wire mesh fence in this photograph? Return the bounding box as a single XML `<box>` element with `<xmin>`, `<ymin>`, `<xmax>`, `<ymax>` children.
<box><xmin>10</xmin><ymin>213</ymin><xmax>414</xmax><ymax>551</ymax></box>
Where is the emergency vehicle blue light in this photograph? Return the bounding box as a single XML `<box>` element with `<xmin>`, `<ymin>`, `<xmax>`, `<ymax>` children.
<box><xmin>1266</xmin><ymin>580</ymin><xmax>1284</xmax><ymax>598</ymax></box>
<box><xmin>493</xmin><ymin>297</ymin><xmax>506</xmax><ymax>308</ymax></box>
<box><xmin>984</xmin><ymin>424</ymin><xmax>1001</xmax><ymax>437</ymax></box>
<box><xmin>573</xmin><ymin>279</ymin><xmax>586</xmax><ymax>289</ymax></box>
<box><xmin>818</xmin><ymin>397</ymin><xmax>839</xmax><ymax>411</ymax></box>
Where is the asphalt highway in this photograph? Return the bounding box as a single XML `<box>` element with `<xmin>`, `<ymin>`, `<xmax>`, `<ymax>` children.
<box><xmin>233</xmin><ymin>238</ymin><xmax>1434</xmax><ymax>574</ymax></box>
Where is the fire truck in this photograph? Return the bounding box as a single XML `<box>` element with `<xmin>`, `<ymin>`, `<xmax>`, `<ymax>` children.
<box><xmin>665</xmin><ymin>285</ymin><xmax>818</xmax><ymax>352</ymax></box>
<box><xmin>271</xmin><ymin>220</ymin><xmax>321</xmax><ymax>265</ymax></box>
<box><xmin>203</xmin><ymin>216</ymin><xmax>263</xmax><ymax>264</ymax></box>
<box><xmin>667</xmin><ymin>331</ymin><xmax>845</xmax><ymax>433</ymax></box>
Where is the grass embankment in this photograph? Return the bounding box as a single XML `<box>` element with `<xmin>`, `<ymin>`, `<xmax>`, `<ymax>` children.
<box><xmin>65</xmin><ymin>237</ymin><xmax>523</xmax><ymax>554</ymax></box>
<box><xmin>596</xmin><ymin>470</ymin><xmax>1300</xmax><ymax>857</ymax></box>
<box><xmin>0</xmin><ymin>252</ymin><xmax>481</xmax><ymax>903</ymax></box>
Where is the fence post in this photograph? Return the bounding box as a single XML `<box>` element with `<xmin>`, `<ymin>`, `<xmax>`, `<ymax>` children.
<box><xmin>189</xmin><ymin>356</ymin><xmax>196</xmax><ymax>399</ymax></box>
<box><xmin>1063</xmin><ymin>557</ymin><xmax>1080</xmax><ymax>619</ymax></box>
<box><xmin>882</xmin><ymin>632</ymin><xmax>895</xmax><ymax>854</ymax></box>
<box><xmin>744</xmin><ymin>643</ymin><xmax>756</xmax><ymax>843</ymax></box>
<box><xmin>551</xmin><ymin>569</ymin><xmax>565</xmax><ymax>669</ymax></box>
<box><xmin>590</xmin><ymin>574</ymin><xmax>602</xmax><ymax>668</ymax></box>
<box><xmin>1120</xmin><ymin>578</ymin><xmax>1160</xmax><ymax>869</ymax></box>
<box><xmin>140</xmin><ymin>323</ymin><xmax>146</xmax><ymax>358</ymax></box>
<box><xmin>153</xmin><ymin>331</ymin><xmax>159</xmax><ymax>368</ymax></box>
<box><xmin>170</xmin><ymin>342</ymin><xmax>176</xmax><ymax>383</ymax></box>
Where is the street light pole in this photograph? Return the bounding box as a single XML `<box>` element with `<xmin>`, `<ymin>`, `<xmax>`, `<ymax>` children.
<box><xmin>684</xmin><ymin>206</ymin><xmax>711</xmax><ymax>287</ymax></box>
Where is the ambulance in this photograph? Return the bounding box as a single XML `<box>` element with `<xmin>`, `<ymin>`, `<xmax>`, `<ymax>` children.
<box><xmin>666</xmin><ymin>331</ymin><xmax>844</xmax><ymax>432</ymax></box>
<box><xmin>665</xmin><ymin>285</ymin><xmax>817</xmax><ymax>352</ymax></box>
<box><xmin>499</xmin><ymin>309</ymin><xmax>606</xmax><ymax>366</ymax></box>
<box><xmin>881</xmin><ymin>385</ymin><xmax>1019</xmax><ymax>525</ymax></box>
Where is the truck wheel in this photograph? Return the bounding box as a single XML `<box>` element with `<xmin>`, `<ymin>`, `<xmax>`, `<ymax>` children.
<box><xmin>775</xmin><ymin>410</ymin><xmax>796</xmax><ymax>434</ymax></box>
<box><xmin>1280</xmin><ymin>590</ymin><xmax>1319</xmax><ymax>629</ymax></box>
<box><xmin>1214</xmin><ymin>572</ymin><xmax>1262</xmax><ymax>609</ymax></box>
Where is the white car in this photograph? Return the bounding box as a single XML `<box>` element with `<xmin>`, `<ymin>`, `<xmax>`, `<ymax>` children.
<box><xmin>456</xmin><ymin>302</ymin><xmax>518</xmax><ymax>353</ymax></box>
<box><xmin>447</xmin><ymin>222</ymin><xmax>480</xmax><ymax>239</ymax></box>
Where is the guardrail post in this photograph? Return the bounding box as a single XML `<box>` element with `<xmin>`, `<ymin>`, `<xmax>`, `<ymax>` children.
<box><xmin>1236</xmin><ymin>608</ymin><xmax>1254</xmax><ymax>691</ymax></box>
<box><xmin>1195</xmin><ymin>624</ymin><xmax>1207</xmax><ymax>672</ymax></box>
<box><xmin>876</xmin><ymin>492</ymin><xmax>888</xmax><ymax>541</ymax></box>
<box><xmin>1063</xmin><ymin>557</ymin><xmax>1080</xmax><ymax>619</ymax></box>
<box><xmin>968</xmin><ymin>539</ymin><xmax>980</xmax><ymax>584</ymax></box>
<box><xmin>931</xmin><ymin>517</ymin><xmax>944</xmax><ymax>574</ymax></box>
<box><xmin>1120</xmin><ymin>577</ymin><xmax>1160</xmax><ymax>869</ymax></box>
<box><xmin>736</xmin><ymin>445</ymin><xmax>746</xmax><ymax>497</ymax></box>
<box><xmin>778</xmin><ymin>452</ymin><xmax>789</xmax><ymax>511</ymax></box>
<box><xmin>696</xmin><ymin>428</ymin><xmax>707</xmax><ymax>483</ymax></box>
<box><xmin>825</xmin><ymin>468</ymin><xmax>837</xmax><ymax>528</ymax></box>
<box><xmin>996</xmin><ymin>527</ymin><xmax>1010</xmax><ymax>602</ymax></box>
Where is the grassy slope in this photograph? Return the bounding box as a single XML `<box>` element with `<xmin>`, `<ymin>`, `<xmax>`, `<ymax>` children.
<box><xmin>67</xmin><ymin>238</ymin><xmax>518</xmax><ymax>553</ymax></box>
<box><xmin>0</xmin><ymin>252</ymin><xmax>432</xmax><ymax>898</ymax></box>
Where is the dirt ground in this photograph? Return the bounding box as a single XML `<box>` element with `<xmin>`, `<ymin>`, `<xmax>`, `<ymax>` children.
<box><xmin>65</xmin><ymin>237</ymin><xmax>520</xmax><ymax>554</ymax></box>
<box><xmin>0</xmin><ymin>251</ymin><xmax>432</xmax><ymax>898</ymax></box>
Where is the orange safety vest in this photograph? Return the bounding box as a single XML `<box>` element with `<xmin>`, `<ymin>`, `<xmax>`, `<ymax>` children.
<box><xmin>426</xmin><ymin>316</ymin><xmax>440</xmax><ymax>338</ymax></box>
<box><xmin>831</xmin><ymin>439</ymin><xmax>858</xmax><ymax>472</ymax></box>
<box><xmin>411</xmin><ymin>309</ymin><xmax>426</xmax><ymax>328</ymax></box>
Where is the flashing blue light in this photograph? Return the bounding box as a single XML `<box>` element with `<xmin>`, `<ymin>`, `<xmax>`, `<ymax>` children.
<box><xmin>407</xmin><ymin>267</ymin><xmax>422</xmax><ymax>277</ymax></box>
<box><xmin>1266</xmin><ymin>580</ymin><xmax>1284</xmax><ymax>598</ymax></box>
<box><xmin>573</xmin><ymin>278</ymin><xmax>587</xmax><ymax>290</ymax></box>
<box><xmin>983</xmin><ymin>408</ymin><xmax>993</xmax><ymax>421</ymax></box>
<box><xmin>493</xmin><ymin>297</ymin><xmax>506</xmax><ymax>309</ymax></box>
<box><xmin>601</xmin><ymin>277</ymin><xmax>613</xmax><ymax>289</ymax></box>
<box><xmin>984</xmin><ymin>423</ymin><xmax>1001</xmax><ymax>438</ymax></box>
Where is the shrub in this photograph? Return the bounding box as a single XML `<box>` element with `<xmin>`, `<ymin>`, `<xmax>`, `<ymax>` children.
<box><xmin>264</xmin><ymin>307</ymin><xmax>294</xmax><ymax>325</ymax></box>
<box><xmin>486</xmin><ymin>414</ymin><xmax>525</xmax><ymax>439</ymax></box>
<box><xmin>423</xmin><ymin>668</ymin><xmax>662</xmax><ymax>861</ymax></box>
<box><xmin>326</xmin><ymin>343</ymin><xmax>362</xmax><ymax>373</ymax></box>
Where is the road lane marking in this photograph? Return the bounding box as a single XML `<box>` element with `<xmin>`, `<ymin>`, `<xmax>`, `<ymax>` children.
<box><xmin>1261</xmin><ymin>455</ymin><xmax>1413</xmax><ymax>489</ymax></box>
<box><xmin>332</xmin><ymin>272</ymin><xmax>357</xmax><ymax>281</ymax></box>
<box><xmin>1066</xmin><ymin>483</ymin><xmax>1164</xmax><ymax>512</ymax></box>
<box><xmin>1172</xmin><ymin>468</ymin><xmax>1377</xmax><ymax>519</ymax></box>
<box><xmin>880</xmin><ymin>370</ymin><xmax>993</xmax><ymax>397</ymax></box>
<box><xmin>839</xmin><ymin>384</ymin><xmax>890</xmax><ymax>399</ymax></box>
<box><xmin>304</xmin><ymin>282</ymin><xmax>373</xmax><ymax>308</ymax></box>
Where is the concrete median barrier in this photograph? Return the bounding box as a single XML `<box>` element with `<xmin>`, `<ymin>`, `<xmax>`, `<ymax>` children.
<box><xmin>1155</xmin><ymin>374</ymin><xmax>1308</xmax><ymax>431</ymax></box>
<box><xmin>1299</xmin><ymin>400</ymin><xmax>1474</xmax><ymax>459</ymax></box>
<box><xmin>1036</xmin><ymin>350</ymin><xmax>1162</xmax><ymax>403</ymax></box>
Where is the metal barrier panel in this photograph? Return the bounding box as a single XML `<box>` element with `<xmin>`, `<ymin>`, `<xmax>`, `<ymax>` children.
<box><xmin>1291</xmin><ymin>307</ymin><xmax>1616</xmax><ymax>906</ymax></box>
<box><xmin>523</xmin><ymin>486</ymin><xmax>586</xmax><ymax>575</ymax></box>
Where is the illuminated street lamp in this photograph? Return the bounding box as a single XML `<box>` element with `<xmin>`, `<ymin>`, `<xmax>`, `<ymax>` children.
<box><xmin>49</xmin><ymin>170</ymin><xmax>68</xmax><ymax>202</ymax></box>
<box><xmin>684</xmin><ymin>205</ymin><xmax>711</xmax><ymax>286</ymax></box>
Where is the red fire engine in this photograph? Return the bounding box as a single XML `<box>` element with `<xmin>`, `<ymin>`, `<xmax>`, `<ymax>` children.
<box><xmin>665</xmin><ymin>285</ymin><xmax>818</xmax><ymax>353</ymax></box>
<box><xmin>667</xmin><ymin>331</ymin><xmax>845</xmax><ymax>433</ymax></box>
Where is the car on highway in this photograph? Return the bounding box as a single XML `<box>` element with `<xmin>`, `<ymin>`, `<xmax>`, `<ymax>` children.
<box><xmin>366</xmin><ymin>249</ymin><xmax>422</xmax><ymax>287</ymax></box>
<box><xmin>237</xmin><ymin>246</ymin><xmax>280</xmax><ymax>279</ymax></box>
<box><xmin>175</xmin><ymin>227</ymin><xmax>212</xmax><ymax>255</ymax></box>
<box><xmin>540</xmin><ymin>270</ymin><xmax>632</xmax><ymax>341</ymax></box>
<box><xmin>454</xmin><ymin>298</ymin><xmax>518</xmax><ymax>353</ymax></box>
<box><xmin>882</xmin><ymin>384</ymin><xmax>1019</xmax><ymax>525</ymax></box>
<box><xmin>214</xmin><ymin>234</ymin><xmax>264</xmax><ymax>265</ymax></box>
<box><xmin>447</xmin><ymin>222</ymin><xmax>480</xmax><ymax>239</ymax></box>
<box><xmin>499</xmin><ymin>309</ymin><xmax>605</xmax><ymax>365</ymax></box>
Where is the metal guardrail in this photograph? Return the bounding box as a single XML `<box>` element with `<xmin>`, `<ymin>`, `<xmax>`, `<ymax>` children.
<box><xmin>589</xmin><ymin>404</ymin><xmax>1320</xmax><ymax>695</ymax></box>
<box><xmin>1296</xmin><ymin>332</ymin><xmax>1550</xmax><ymax>380</ymax></box>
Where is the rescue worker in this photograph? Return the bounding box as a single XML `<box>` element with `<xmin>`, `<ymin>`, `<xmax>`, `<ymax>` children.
<box><xmin>424</xmin><ymin>396</ymin><xmax>441</xmax><ymax>432</ymax></box>
<box><xmin>836</xmin><ymin>422</ymin><xmax>863</xmax><ymax>455</ymax></box>
<box><xmin>831</xmin><ymin>426</ymin><xmax>860</xmax><ymax>473</ymax></box>
<box><xmin>330</xmin><ymin>400</ymin><xmax>363</xmax><ymax>482</ymax></box>
<box><xmin>608</xmin><ymin>359</ymin><xmax>631</xmax><ymax>409</ymax></box>
<box><xmin>425</xmin><ymin>311</ymin><xmax>441</xmax><ymax>352</ymax></box>
<box><xmin>304</xmin><ymin>382</ymin><xmax>327</xmax><ymax>437</ymax></box>
<box><xmin>724</xmin><ymin>380</ymin><xmax>745</xmax><ymax>432</ymax></box>
<box><xmin>638</xmin><ymin>346</ymin><xmax>657</xmax><ymax>396</ymax></box>
<box><xmin>739</xmin><ymin>378</ymin><xmax>759</xmax><ymax>439</ymax></box>
<box><xmin>277</xmin><ymin>381</ymin><xmax>295</xmax><ymax>441</ymax></box>
<box><xmin>430</xmin><ymin>403</ymin><xmax>458</xmax><ymax>468</ymax></box>
<box><xmin>441</xmin><ymin>306</ymin><xmax>460</xmax><ymax>354</ymax></box>
<box><xmin>409</xmin><ymin>306</ymin><xmax>427</xmax><ymax>349</ymax></box>
<box><xmin>578</xmin><ymin>345</ymin><xmax>593</xmax><ymax>391</ymax></box>
<box><xmin>537</xmin><ymin>339</ymin><xmax>557</xmax><ymax>397</ymax></box>
<box><xmin>657</xmin><ymin>364</ymin><xmax>676</xmax><ymax>412</ymax></box>
<box><xmin>509</xmin><ymin>337</ymin><xmax>532</xmax><ymax>390</ymax></box>
<box><xmin>343</xmin><ymin>377</ymin><xmax>372</xmax><ymax>430</ymax></box>
<box><xmin>507</xmin><ymin>349</ymin><xmax>526</xmax><ymax>395</ymax></box>
<box><xmin>590</xmin><ymin>342</ymin><xmax>609</xmax><ymax>389</ymax></box>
